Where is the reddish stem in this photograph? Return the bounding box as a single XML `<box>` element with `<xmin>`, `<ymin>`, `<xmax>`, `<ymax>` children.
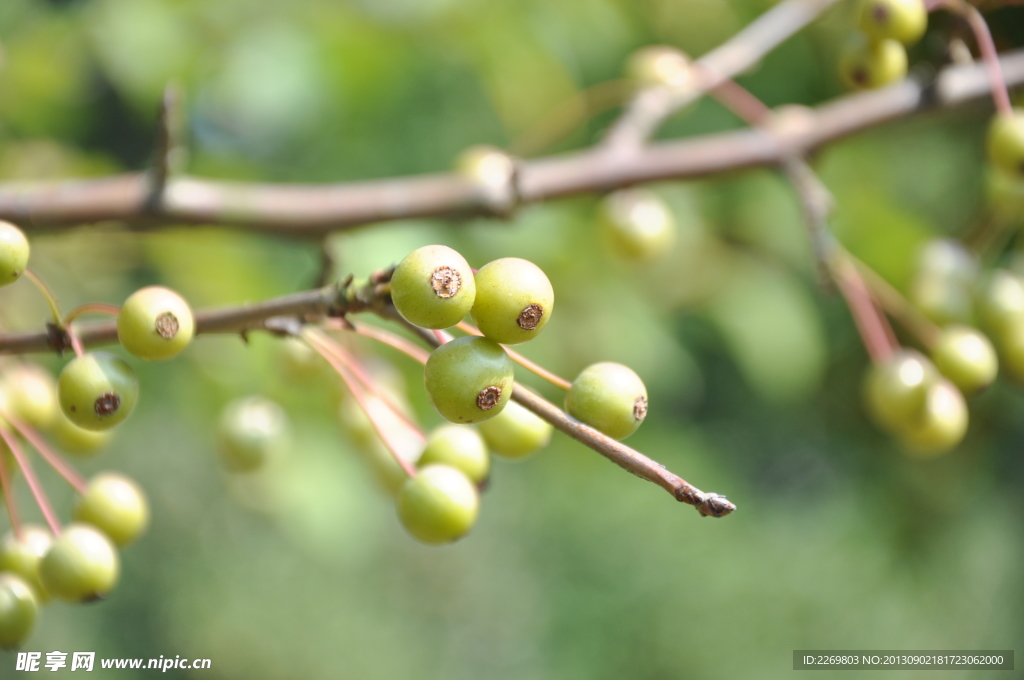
<box><xmin>7</xmin><ymin>418</ymin><xmax>88</xmax><ymax>494</ymax></box>
<box><xmin>0</xmin><ymin>438</ymin><xmax>21</xmax><ymax>540</ymax></box>
<box><xmin>341</xmin><ymin>321</ymin><xmax>432</xmax><ymax>365</ymax></box>
<box><xmin>63</xmin><ymin>303</ymin><xmax>121</xmax><ymax>326</ymax></box>
<box><xmin>833</xmin><ymin>260</ymin><xmax>898</xmax><ymax>363</ymax></box>
<box><xmin>454</xmin><ymin>321</ymin><xmax>573</xmax><ymax>391</ymax></box>
<box><xmin>929</xmin><ymin>0</ymin><xmax>1013</xmax><ymax>115</ymax></box>
<box><xmin>0</xmin><ymin>427</ymin><xmax>61</xmax><ymax>535</ymax></box>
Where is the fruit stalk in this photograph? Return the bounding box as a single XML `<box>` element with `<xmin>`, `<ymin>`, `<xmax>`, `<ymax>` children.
<box><xmin>5</xmin><ymin>418</ymin><xmax>88</xmax><ymax>494</ymax></box>
<box><xmin>0</xmin><ymin>427</ymin><xmax>61</xmax><ymax>535</ymax></box>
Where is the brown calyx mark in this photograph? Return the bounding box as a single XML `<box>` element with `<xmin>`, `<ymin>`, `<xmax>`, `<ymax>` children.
<box><xmin>476</xmin><ymin>385</ymin><xmax>502</xmax><ymax>411</ymax></box>
<box><xmin>430</xmin><ymin>266</ymin><xmax>462</xmax><ymax>299</ymax></box>
<box><xmin>871</xmin><ymin>3</ymin><xmax>889</xmax><ymax>24</ymax></box>
<box><xmin>633</xmin><ymin>395</ymin><xmax>648</xmax><ymax>421</ymax></box>
<box><xmin>851</xmin><ymin>67</ymin><xmax>868</xmax><ymax>86</ymax></box>
<box><xmin>155</xmin><ymin>312</ymin><xmax>180</xmax><ymax>339</ymax></box>
<box><xmin>517</xmin><ymin>304</ymin><xmax>544</xmax><ymax>330</ymax></box>
<box><xmin>94</xmin><ymin>392</ymin><xmax>121</xmax><ymax>416</ymax></box>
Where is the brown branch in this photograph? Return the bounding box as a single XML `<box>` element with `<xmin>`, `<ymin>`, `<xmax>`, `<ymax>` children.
<box><xmin>0</xmin><ymin>50</ymin><xmax>1022</xmax><ymax>234</ymax></box>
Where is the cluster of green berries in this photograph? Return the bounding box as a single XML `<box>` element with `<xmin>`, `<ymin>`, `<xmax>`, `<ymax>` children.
<box><xmin>987</xmin><ymin>109</ymin><xmax>1024</xmax><ymax>181</ymax></box>
<box><xmin>0</xmin><ymin>472</ymin><xmax>150</xmax><ymax>647</ymax></box>
<box><xmin>839</xmin><ymin>0</ymin><xmax>927</xmax><ymax>90</ymax></box>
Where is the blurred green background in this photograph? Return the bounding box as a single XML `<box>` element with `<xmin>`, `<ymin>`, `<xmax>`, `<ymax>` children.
<box><xmin>1</xmin><ymin>0</ymin><xmax>1024</xmax><ymax>677</ymax></box>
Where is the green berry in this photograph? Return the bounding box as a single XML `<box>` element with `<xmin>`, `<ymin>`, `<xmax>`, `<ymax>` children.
<box><xmin>57</xmin><ymin>353</ymin><xmax>139</xmax><ymax>432</ymax></box>
<box><xmin>976</xmin><ymin>269</ymin><xmax>1024</xmax><ymax>340</ymax></box>
<box><xmin>863</xmin><ymin>349</ymin><xmax>937</xmax><ymax>433</ymax></box>
<box><xmin>117</xmin><ymin>286</ymin><xmax>195</xmax><ymax>361</ymax></box>
<box><xmin>996</xmin><ymin>318</ymin><xmax>1024</xmax><ymax>383</ymax></box>
<box><xmin>477</xmin><ymin>400</ymin><xmax>552</xmax><ymax>460</ymax></box>
<box><xmin>0</xmin><ymin>573</ymin><xmax>37</xmax><ymax>648</ymax></box>
<box><xmin>914</xmin><ymin>239</ymin><xmax>979</xmax><ymax>286</ymax></box>
<box><xmin>455</xmin><ymin>146</ymin><xmax>516</xmax><ymax>191</ymax></box>
<box><xmin>565</xmin><ymin>362</ymin><xmax>648</xmax><ymax>440</ymax></box>
<box><xmin>599</xmin><ymin>189</ymin><xmax>676</xmax><ymax>262</ymax></box>
<box><xmin>899</xmin><ymin>379</ymin><xmax>968</xmax><ymax>456</ymax></box>
<box><xmin>858</xmin><ymin>0</ymin><xmax>927</xmax><ymax>46</ymax></box>
<box><xmin>909</xmin><ymin>273</ymin><xmax>973</xmax><ymax>325</ymax></box>
<box><xmin>931</xmin><ymin>325</ymin><xmax>998</xmax><ymax>396</ymax></box>
<box><xmin>423</xmin><ymin>336</ymin><xmax>514</xmax><ymax>424</ymax></box>
<box><xmin>217</xmin><ymin>396</ymin><xmax>290</xmax><ymax>472</ymax></box>
<box><xmin>987</xmin><ymin>110</ymin><xmax>1024</xmax><ymax>178</ymax></box>
<box><xmin>418</xmin><ymin>425</ymin><xmax>490</xmax><ymax>484</ymax></box>
<box><xmin>49</xmin><ymin>411</ymin><xmax>112</xmax><ymax>457</ymax></box>
<box><xmin>279</xmin><ymin>336</ymin><xmax>324</xmax><ymax>380</ymax></box>
<box><xmin>391</xmin><ymin>245</ymin><xmax>476</xmax><ymax>329</ymax></box>
<box><xmin>471</xmin><ymin>258</ymin><xmax>554</xmax><ymax>345</ymax></box>
<box><xmin>0</xmin><ymin>364</ymin><xmax>57</xmax><ymax>429</ymax></box>
<box><xmin>396</xmin><ymin>464</ymin><xmax>479</xmax><ymax>545</ymax></box>
<box><xmin>0</xmin><ymin>221</ymin><xmax>29</xmax><ymax>287</ymax></box>
<box><xmin>0</xmin><ymin>525</ymin><xmax>53</xmax><ymax>601</ymax></box>
<box><xmin>39</xmin><ymin>523</ymin><xmax>120</xmax><ymax>602</ymax></box>
<box><xmin>73</xmin><ymin>473</ymin><xmax>150</xmax><ymax>547</ymax></box>
<box><xmin>839</xmin><ymin>35</ymin><xmax>907</xmax><ymax>90</ymax></box>
<box><xmin>625</xmin><ymin>45</ymin><xmax>690</xmax><ymax>88</ymax></box>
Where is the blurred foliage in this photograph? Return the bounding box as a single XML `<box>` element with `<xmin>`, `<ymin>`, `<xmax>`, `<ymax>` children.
<box><xmin>1</xmin><ymin>0</ymin><xmax>1024</xmax><ymax>677</ymax></box>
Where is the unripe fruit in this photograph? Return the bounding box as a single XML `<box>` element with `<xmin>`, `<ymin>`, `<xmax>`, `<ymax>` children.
<box><xmin>117</xmin><ymin>286</ymin><xmax>195</xmax><ymax>361</ymax></box>
<box><xmin>899</xmin><ymin>379</ymin><xmax>968</xmax><ymax>456</ymax></box>
<box><xmin>339</xmin><ymin>395</ymin><xmax>423</xmax><ymax>495</ymax></box>
<box><xmin>418</xmin><ymin>425</ymin><xmax>490</xmax><ymax>484</ymax></box>
<box><xmin>391</xmin><ymin>245</ymin><xmax>477</xmax><ymax>330</ymax></box>
<box><xmin>839</xmin><ymin>35</ymin><xmax>907</xmax><ymax>90</ymax></box>
<box><xmin>914</xmin><ymin>239</ymin><xmax>979</xmax><ymax>287</ymax></box>
<box><xmin>477</xmin><ymin>400</ymin><xmax>553</xmax><ymax>460</ymax></box>
<box><xmin>599</xmin><ymin>189</ymin><xmax>676</xmax><ymax>262</ymax></box>
<box><xmin>0</xmin><ymin>573</ymin><xmax>37</xmax><ymax>648</ymax></box>
<box><xmin>0</xmin><ymin>525</ymin><xmax>53</xmax><ymax>601</ymax></box>
<box><xmin>396</xmin><ymin>464</ymin><xmax>479</xmax><ymax>544</ymax></box>
<box><xmin>565</xmin><ymin>362</ymin><xmax>648</xmax><ymax>440</ymax></box>
<box><xmin>73</xmin><ymin>473</ymin><xmax>150</xmax><ymax>547</ymax></box>
<box><xmin>217</xmin><ymin>396</ymin><xmax>290</xmax><ymax>472</ymax></box>
<box><xmin>625</xmin><ymin>45</ymin><xmax>691</xmax><ymax>88</ymax></box>
<box><xmin>471</xmin><ymin>258</ymin><xmax>554</xmax><ymax>345</ymax></box>
<box><xmin>0</xmin><ymin>221</ymin><xmax>29</xmax><ymax>287</ymax></box>
<box><xmin>49</xmin><ymin>411</ymin><xmax>112</xmax><ymax>457</ymax></box>
<box><xmin>424</xmin><ymin>337</ymin><xmax>514</xmax><ymax>424</ymax></box>
<box><xmin>976</xmin><ymin>269</ymin><xmax>1024</xmax><ymax>341</ymax></box>
<box><xmin>931</xmin><ymin>325</ymin><xmax>997</xmax><ymax>396</ymax></box>
<box><xmin>0</xmin><ymin>364</ymin><xmax>57</xmax><ymax>428</ymax></box>
<box><xmin>909</xmin><ymin>273</ymin><xmax>973</xmax><ymax>325</ymax></box>
<box><xmin>57</xmin><ymin>353</ymin><xmax>139</xmax><ymax>432</ymax></box>
<box><xmin>858</xmin><ymin>0</ymin><xmax>927</xmax><ymax>46</ymax></box>
<box><xmin>39</xmin><ymin>524</ymin><xmax>120</xmax><ymax>602</ymax></box>
<box><xmin>279</xmin><ymin>336</ymin><xmax>324</xmax><ymax>379</ymax></box>
<box><xmin>986</xmin><ymin>110</ymin><xmax>1024</xmax><ymax>178</ymax></box>
<box><xmin>863</xmin><ymin>349</ymin><xmax>937</xmax><ymax>433</ymax></box>
<box><xmin>997</xmin><ymin>319</ymin><xmax>1024</xmax><ymax>383</ymax></box>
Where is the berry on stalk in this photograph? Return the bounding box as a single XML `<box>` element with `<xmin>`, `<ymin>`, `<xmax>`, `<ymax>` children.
<box><xmin>930</xmin><ymin>325</ymin><xmax>997</xmax><ymax>396</ymax></box>
<box><xmin>0</xmin><ymin>573</ymin><xmax>37</xmax><ymax>648</ymax></box>
<box><xmin>471</xmin><ymin>258</ymin><xmax>554</xmax><ymax>345</ymax></box>
<box><xmin>417</xmin><ymin>425</ymin><xmax>490</xmax><ymax>484</ymax></box>
<box><xmin>424</xmin><ymin>336</ymin><xmax>514</xmax><ymax>424</ymax></box>
<box><xmin>987</xmin><ymin>110</ymin><xmax>1024</xmax><ymax>178</ymax></box>
<box><xmin>0</xmin><ymin>525</ymin><xmax>53</xmax><ymax>601</ymax></box>
<box><xmin>565</xmin><ymin>362</ymin><xmax>648</xmax><ymax>440</ymax></box>
<box><xmin>863</xmin><ymin>349</ymin><xmax>937</xmax><ymax>433</ymax></box>
<box><xmin>73</xmin><ymin>472</ymin><xmax>150</xmax><ymax>547</ymax></box>
<box><xmin>391</xmin><ymin>245</ymin><xmax>476</xmax><ymax>330</ymax></box>
<box><xmin>477</xmin><ymin>400</ymin><xmax>553</xmax><ymax>460</ymax></box>
<box><xmin>57</xmin><ymin>353</ymin><xmax>139</xmax><ymax>432</ymax></box>
<box><xmin>217</xmin><ymin>396</ymin><xmax>290</xmax><ymax>472</ymax></box>
<box><xmin>858</xmin><ymin>0</ymin><xmax>927</xmax><ymax>46</ymax></box>
<box><xmin>39</xmin><ymin>523</ymin><xmax>120</xmax><ymax>603</ymax></box>
<box><xmin>0</xmin><ymin>221</ymin><xmax>29</xmax><ymax>287</ymax></box>
<box><xmin>117</xmin><ymin>286</ymin><xmax>195</xmax><ymax>361</ymax></box>
<box><xmin>839</xmin><ymin>35</ymin><xmax>907</xmax><ymax>90</ymax></box>
<box><xmin>396</xmin><ymin>464</ymin><xmax>479</xmax><ymax>545</ymax></box>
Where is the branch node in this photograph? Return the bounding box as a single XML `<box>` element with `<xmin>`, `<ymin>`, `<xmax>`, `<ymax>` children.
<box><xmin>45</xmin><ymin>322</ymin><xmax>72</xmax><ymax>355</ymax></box>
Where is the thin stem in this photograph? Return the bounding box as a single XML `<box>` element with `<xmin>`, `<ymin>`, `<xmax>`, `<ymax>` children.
<box><xmin>929</xmin><ymin>0</ymin><xmax>1013</xmax><ymax>114</ymax></box>
<box><xmin>455</xmin><ymin>321</ymin><xmax>572</xmax><ymax>391</ymax></box>
<box><xmin>304</xmin><ymin>329</ymin><xmax>425</xmax><ymax>443</ymax></box>
<box><xmin>63</xmin><ymin>303</ymin><xmax>121</xmax><ymax>326</ymax></box>
<box><xmin>302</xmin><ymin>330</ymin><xmax>419</xmax><ymax>478</ymax></box>
<box><xmin>23</xmin><ymin>269</ymin><xmax>63</xmax><ymax>326</ymax></box>
<box><xmin>66</xmin><ymin>325</ymin><xmax>85</xmax><ymax>358</ymax></box>
<box><xmin>341</xmin><ymin>320</ymin><xmax>432</xmax><ymax>365</ymax></box>
<box><xmin>0</xmin><ymin>427</ymin><xmax>61</xmax><ymax>535</ymax></box>
<box><xmin>0</xmin><ymin>438</ymin><xmax>21</xmax><ymax>540</ymax></box>
<box><xmin>846</xmin><ymin>251</ymin><xmax>943</xmax><ymax>349</ymax></box>
<box><xmin>7</xmin><ymin>418</ymin><xmax>88</xmax><ymax>494</ymax></box>
<box><xmin>700</xmin><ymin>65</ymin><xmax>774</xmax><ymax>126</ymax></box>
<box><xmin>831</xmin><ymin>258</ymin><xmax>898</xmax><ymax>363</ymax></box>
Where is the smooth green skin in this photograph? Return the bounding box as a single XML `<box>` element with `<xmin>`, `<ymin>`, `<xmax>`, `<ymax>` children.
<box><xmin>117</xmin><ymin>286</ymin><xmax>195</xmax><ymax>361</ymax></box>
<box><xmin>931</xmin><ymin>325</ymin><xmax>998</xmax><ymax>396</ymax></box>
<box><xmin>625</xmin><ymin>45</ymin><xmax>690</xmax><ymax>88</ymax></box>
<box><xmin>49</xmin><ymin>411</ymin><xmax>112</xmax><ymax>457</ymax></box>
<box><xmin>424</xmin><ymin>337</ymin><xmax>514</xmax><ymax>424</ymax></box>
<box><xmin>899</xmin><ymin>379</ymin><xmax>968</xmax><ymax>456</ymax></box>
<box><xmin>218</xmin><ymin>396</ymin><xmax>290</xmax><ymax>472</ymax></box>
<box><xmin>73</xmin><ymin>473</ymin><xmax>150</xmax><ymax>547</ymax></box>
<box><xmin>839</xmin><ymin>36</ymin><xmax>907</xmax><ymax>90</ymax></box>
<box><xmin>0</xmin><ymin>364</ymin><xmax>57</xmax><ymax>429</ymax></box>
<box><xmin>863</xmin><ymin>349</ymin><xmax>938</xmax><ymax>434</ymax></box>
<box><xmin>858</xmin><ymin>0</ymin><xmax>927</xmax><ymax>46</ymax></box>
<box><xmin>391</xmin><ymin>245</ymin><xmax>476</xmax><ymax>329</ymax></box>
<box><xmin>0</xmin><ymin>221</ymin><xmax>29</xmax><ymax>288</ymax></box>
<box><xmin>997</xmin><ymin>318</ymin><xmax>1024</xmax><ymax>383</ymax></box>
<box><xmin>57</xmin><ymin>353</ymin><xmax>138</xmax><ymax>432</ymax></box>
<box><xmin>909</xmin><ymin>273</ymin><xmax>972</xmax><ymax>325</ymax></box>
<box><xmin>565</xmin><ymin>362</ymin><xmax>648</xmax><ymax>441</ymax></box>
<box><xmin>915</xmin><ymin>239</ymin><xmax>979</xmax><ymax>287</ymax></box>
<box><xmin>600</xmin><ymin>189</ymin><xmax>676</xmax><ymax>263</ymax></box>
<box><xmin>987</xmin><ymin>110</ymin><xmax>1024</xmax><ymax>178</ymax></box>
<box><xmin>471</xmin><ymin>258</ymin><xmax>554</xmax><ymax>345</ymax></box>
<box><xmin>279</xmin><ymin>336</ymin><xmax>324</xmax><ymax>380</ymax></box>
<box><xmin>0</xmin><ymin>525</ymin><xmax>53</xmax><ymax>601</ymax></box>
<box><xmin>396</xmin><ymin>464</ymin><xmax>479</xmax><ymax>545</ymax></box>
<box><xmin>418</xmin><ymin>425</ymin><xmax>490</xmax><ymax>483</ymax></box>
<box><xmin>39</xmin><ymin>523</ymin><xmax>120</xmax><ymax>603</ymax></box>
<box><xmin>976</xmin><ymin>269</ymin><xmax>1024</xmax><ymax>341</ymax></box>
<box><xmin>0</xmin><ymin>573</ymin><xmax>37</xmax><ymax>648</ymax></box>
<box><xmin>477</xmin><ymin>400</ymin><xmax>552</xmax><ymax>460</ymax></box>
